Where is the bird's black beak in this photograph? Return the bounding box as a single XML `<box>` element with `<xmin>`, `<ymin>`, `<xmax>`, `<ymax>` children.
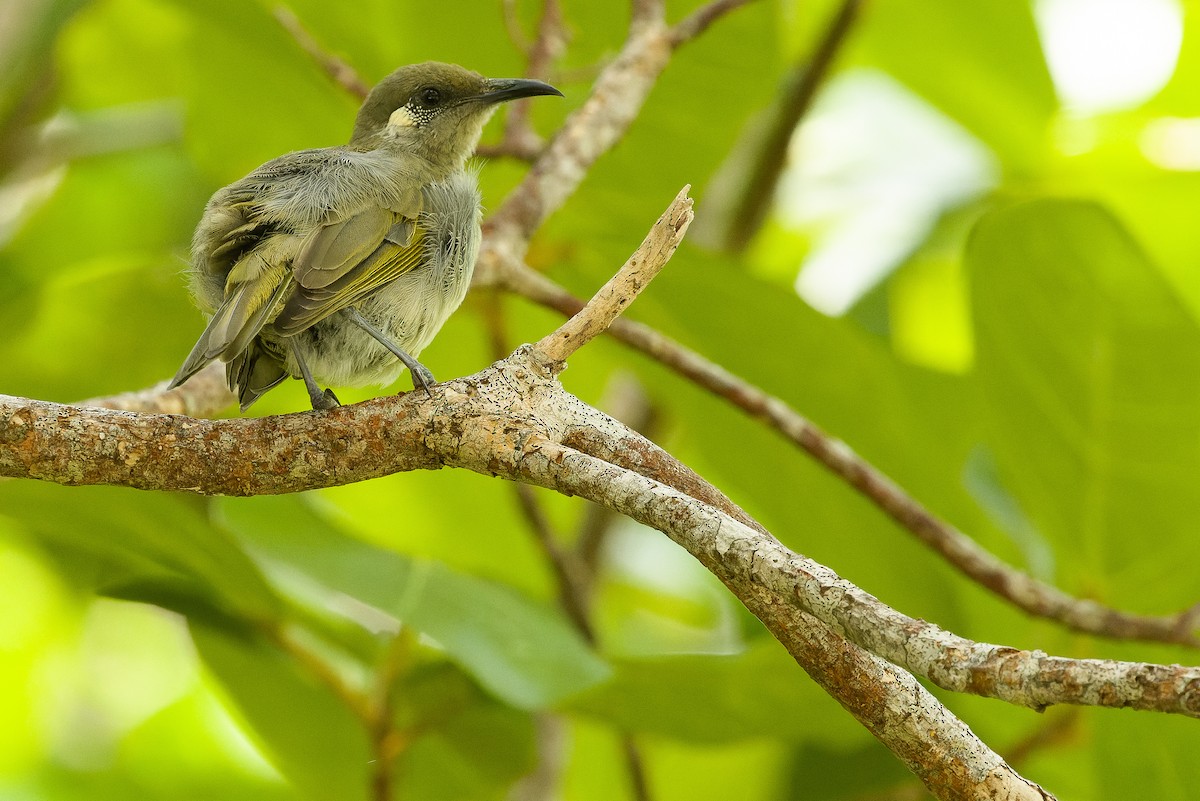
<box><xmin>478</xmin><ymin>78</ymin><xmax>563</xmax><ymax>105</ymax></box>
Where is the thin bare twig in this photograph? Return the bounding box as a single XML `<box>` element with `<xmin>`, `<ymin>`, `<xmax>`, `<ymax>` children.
<box><xmin>668</xmin><ymin>0</ymin><xmax>760</xmax><ymax>47</ymax></box>
<box><xmin>369</xmin><ymin>630</ymin><xmax>415</xmax><ymax>801</ymax></box>
<box><xmin>515</xmin><ymin>483</ymin><xmax>597</xmax><ymax>640</ymax></box>
<box><xmin>273</xmin><ymin>5</ymin><xmax>370</xmax><ymax>99</ymax></box>
<box><xmin>486</xmin><ymin>0</ymin><xmax>569</xmax><ymax>162</ymax></box>
<box><xmin>534</xmin><ymin>186</ymin><xmax>693</xmax><ymax>364</ymax></box>
<box><xmin>501</xmin><ymin>0</ymin><xmax>534</xmax><ymax>54</ymax></box>
<box><xmin>623</xmin><ymin>736</ymin><xmax>653</xmax><ymax>801</ymax></box>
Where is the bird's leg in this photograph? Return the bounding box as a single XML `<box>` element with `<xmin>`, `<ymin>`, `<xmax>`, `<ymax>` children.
<box><xmin>290</xmin><ymin>338</ymin><xmax>340</xmax><ymax>410</ymax></box>
<box><xmin>345</xmin><ymin>307</ymin><xmax>436</xmax><ymax>397</ymax></box>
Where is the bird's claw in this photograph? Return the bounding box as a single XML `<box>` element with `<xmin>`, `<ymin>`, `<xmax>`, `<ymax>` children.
<box><xmin>412</xmin><ymin>365</ymin><xmax>436</xmax><ymax>398</ymax></box>
<box><xmin>311</xmin><ymin>388</ymin><xmax>341</xmax><ymax>411</ymax></box>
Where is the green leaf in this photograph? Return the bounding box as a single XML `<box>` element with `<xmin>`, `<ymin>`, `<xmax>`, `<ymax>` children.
<box><xmin>566</xmin><ymin>643</ymin><xmax>865</xmax><ymax>747</ymax></box>
<box><xmin>397</xmin><ymin>665</ymin><xmax>538</xmax><ymax>801</ymax></box>
<box><xmin>856</xmin><ymin>0</ymin><xmax>1057</xmax><ymax>172</ymax></box>
<box><xmin>191</xmin><ymin>622</ymin><xmax>371</xmax><ymax>801</ymax></box>
<box><xmin>0</xmin><ymin>483</ymin><xmax>281</xmax><ymax>623</ymax></box>
<box><xmin>967</xmin><ymin>199</ymin><xmax>1200</xmax><ymax>603</ymax></box>
<box><xmin>218</xmin><ymin>495</ymin><xmax>610</xmax><ymax>709</ymax></box>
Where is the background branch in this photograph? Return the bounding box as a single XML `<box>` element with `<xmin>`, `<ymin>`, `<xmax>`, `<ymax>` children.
<box><xmin>480</xmin><ymin>0</ymin><xmax>568</xmax><ymax>161</ymax></box>
<box><xmin>693</xmin><ymin>0</ymin><xmax>863</xmax><ymax>251</ymax></box>
<box><xmin>668</xmin><ymin>0</ymin><xmax>759</xmax><ymax>47</ymax></box>
<box><xmin>272</xmin><ymin>6</ymin><xmax>370</xmax><ymax>99</ymax></box>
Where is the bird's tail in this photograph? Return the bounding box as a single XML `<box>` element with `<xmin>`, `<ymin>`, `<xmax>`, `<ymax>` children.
<box><xmin>226</xmin><ymin>339</ymin><xmax>289</xmax><ymax>411</ymax></box>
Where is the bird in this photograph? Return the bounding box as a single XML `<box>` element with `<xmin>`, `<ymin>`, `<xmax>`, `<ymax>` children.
<box><xmin>168</xmin><ymin>62</ymin><xmax>562</xmax><ymax>411</ymax></box>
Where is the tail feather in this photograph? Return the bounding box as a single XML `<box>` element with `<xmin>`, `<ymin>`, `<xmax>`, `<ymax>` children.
<box><xmin>227</xmin><ymin>340</ymin><xmax>289</xmax><ymax>411</ymax></box>
<box><xmin>168</xmin><ymin>272</ymin><xmax>292</xmax><ymax>391</ymax></box>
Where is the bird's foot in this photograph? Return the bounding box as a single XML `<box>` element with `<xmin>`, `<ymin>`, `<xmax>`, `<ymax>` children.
<box><xmin>411</xmin><ymin>364</ymin><xmax>436</xmax><ymax>397</ymax></box>
<box><xmin>309</xmin><ymin>387</ymin><xmax>341</xmax><ymax>411</ymax></box>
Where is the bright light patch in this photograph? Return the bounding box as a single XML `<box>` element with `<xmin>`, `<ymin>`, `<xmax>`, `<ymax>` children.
<box><xmin>1141</xmin><ymin>117</ymin><xmax>1200</xmax><ymax>171</ymax></box>
<box><xmin>1035</xmin><ymin>0</ymin><xmax>1182</xmax><ymax>113</ymax></box>
<box><xmin>779</xmin><ymin>71</ymin><xmax>997</xmax><ymax>315</ymax></box>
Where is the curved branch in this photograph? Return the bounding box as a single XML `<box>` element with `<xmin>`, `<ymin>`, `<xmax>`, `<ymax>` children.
<box><xmin>273</xmin><ymin>6</ymin><xmax>370</xmax><ymax>99</ymax></box>
<box><xmin>522</xmin><ymin>441</ymin><xmax>1200</xmax><ymax>719</ymax></box>
<box><xmin>714</xmin><ymin>0</ymin><xmax>863</xmax><ymax>252</ymax></box>
<box><xmin>479</xmin><ymin>13</ymin><xmax>674</xmax><ymax>263</ymax></box>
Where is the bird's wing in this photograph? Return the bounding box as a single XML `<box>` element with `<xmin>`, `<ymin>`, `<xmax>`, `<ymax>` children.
<box><xmin>291</xmin><ymin>205</ymin><xmax>395</xmax><ymax>289</ymax></box>
<box><xmin>172</xmin><ymin>147</ymin><xmax>429</xmax><ymax>389</ymax></box>
<box><xmin>271</xmin><ymin>213</ymin><xmax>429</xmax><ymax>336</ymax></box>
<box><xmin>191</xmin><ymin>149</ymin><xmax>335</xmax><ymax>281</ymax></box>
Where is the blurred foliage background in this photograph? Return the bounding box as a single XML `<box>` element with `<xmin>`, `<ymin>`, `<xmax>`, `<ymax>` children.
<box><xmin>2</xmin><ymin>0</ymin><xmax>1199</xmax><ymax>798</ymax></box>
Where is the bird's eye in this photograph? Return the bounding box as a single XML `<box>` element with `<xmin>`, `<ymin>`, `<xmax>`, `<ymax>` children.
<box><xmin>419</xmin><ymin>87</ymin><xmax>442</xmax><ymax>107</ymax></box>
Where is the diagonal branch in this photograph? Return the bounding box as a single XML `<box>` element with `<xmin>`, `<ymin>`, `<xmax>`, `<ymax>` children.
<box><xmin>272</xmin><ymin>6</ymin><xmax>370</xmax><ymax>99</ymax></box>
<box><xmin>478</xmin><ymin>10</ymin><xmax>675</xmax><ymax>263</ymax></box>
<box><xmin>668</xmin><ymin>0</ymin><xmax>760</xmax><ymax>47</ymax></box>
<box><xmin>484</xmin><ymin>0</ymin><xmax>569</xmax><ymax>162</ymax></box>
<box><xmin>496</xmin><ymin>258</ymin><xmax>1200</xmax><ymax>648</ymax></box>
<box><xmin>534</xmin><ymin>186</ymin><xmax>693</xmax><ymax>364</ymax></box>
<box><xmin>525</xmin><ymin>440</ymin><xmax>1200</xmax><ymax>720</ymax></box>
<box><xmin>701</xmin><ymin>0</ymin><xmax>864</xmax><ymax>252</ymax></box>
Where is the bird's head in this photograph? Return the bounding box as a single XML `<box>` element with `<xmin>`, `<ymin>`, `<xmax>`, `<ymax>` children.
<box><xmin>350</xmin><ymin>62</ymin><xmax>561</xmax><ymax>174</ymax></box>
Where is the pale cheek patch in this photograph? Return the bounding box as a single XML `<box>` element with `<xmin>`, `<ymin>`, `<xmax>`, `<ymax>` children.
<box><xmin>388</xmin><ymin>106</ymin><xmax>416</xmax><ymax>129</ymax></box>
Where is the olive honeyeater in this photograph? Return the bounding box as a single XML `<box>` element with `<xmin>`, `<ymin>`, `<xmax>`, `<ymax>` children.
<box><xmin>169</xmin><ymin>62</ymin><xmax>561</xmax><ymax>411</ymax></box>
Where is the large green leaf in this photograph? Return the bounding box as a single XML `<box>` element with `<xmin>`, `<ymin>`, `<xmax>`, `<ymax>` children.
<box><xmin>0</xmin><ymin>483</ymin><xmax>281</xmax><ymax>624</ymax></box>
<box><xmin>191</xmin><ymin>622</ymin><xmax>372</xmax><ymax>801</ymax></box>
<box><xmin>967</xmin><ymin>199</ymin><xmax>1200</xmax><ymax>603</ymax></box>
<box><xmin>566</xmin><ymin>643</ymin><xmax>866</xmax><ymax>747</ymax></box>
<box><xmin>218</xmin><ymin>495</ymin><xmax>610</xmax><ymax>709</ymax></box>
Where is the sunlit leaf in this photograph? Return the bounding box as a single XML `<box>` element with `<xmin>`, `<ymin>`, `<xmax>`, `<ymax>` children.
<box><xmin>218</xmin><ymin>495</ymin><xmax>610</xmax><ymax>709</ymax></box>
<box><xmin>967</xmin><ymin>199</ymin><xmax>1200</xmax><ymax>604</ymax></box>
